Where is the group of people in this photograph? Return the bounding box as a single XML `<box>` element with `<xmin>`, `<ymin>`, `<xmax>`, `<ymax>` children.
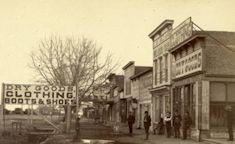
<box><xmin>128</xmin><ymin>107</ymin><xmax>234</xmax><ymax>141</ymax></box>
<box><xmin>163</xmin><ymin>111</ymin><xmax>192</xmax><ymax>140</ymax></box>
<box><xmin>127</xmin><ymin>110</ymin><xmax>192</xmax><ymax>140</ymax></box>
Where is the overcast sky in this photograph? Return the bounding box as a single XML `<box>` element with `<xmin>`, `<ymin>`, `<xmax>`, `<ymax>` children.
<box><xmin>1</xmin><ymin>0</ymin><xmax>235</xmax><ymax>107</ymax></box>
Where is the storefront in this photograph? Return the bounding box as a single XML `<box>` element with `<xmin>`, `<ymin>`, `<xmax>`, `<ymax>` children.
<box><xmin>170</xmin><ymin>30</ymin><xmax>235</xmax><ymax>140</ymax></box>
<box><xmin>139</xmin><ymin>101</ymin><xmax>152</xmax><ymax>128</ymax></box>
<box><xmin>172</xmin><ymin>75</ymin><xmax>202</xmax><ymax>137</ymax></box>
<box><xmin>148</xmin><ymin>20</ymin><xmax>173</xmax><ymax>126</ymax></box>
<box><xmin>150</xmin><ymin>17</ymin><xmax>235</xmax><ymax>140</ymax></box>
<box><xmin>209</xmin><ymin>81</ymin><xmax>235</xmax><ymax>129</ymax></box>
<box><xmin>151</xmin><ymin>87</ymin><xmax>171</xmax><ymax>124</ymax></box>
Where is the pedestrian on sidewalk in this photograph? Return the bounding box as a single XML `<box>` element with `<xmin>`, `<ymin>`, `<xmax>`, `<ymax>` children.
<box><xmin>144</xmin><ymin>111</ymin><xmax>151</xmax><ymax>140</ymax></box>
<box><xmin>164</xmin><ymin>111</ymin><xmax>172</xmax><ymax>138</ymax></box>
<box><xmin>225</xmin><ymin>105</ymin><xmax>234</xmax><ymax>141</ymax></box>
<box><xmin>127</xmin><ymin>111</ymin><xmax>135</xmax><ymax>136</ymax></box>
<box><xmin>173</xmin><ymin>110</ymin><xmax>182</xmax><ymax>138</ymax></box>
<box><xmin>182</xmin><ymin>112</ymin><xmax>192</xmax><ymax>140</ymax></box>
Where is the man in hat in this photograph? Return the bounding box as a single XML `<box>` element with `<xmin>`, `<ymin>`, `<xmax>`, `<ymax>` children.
<box><xmin>182</xmin><ymin>112</ymin><xmax>192</xmax><ymax>140</ymax></box>
<box><xmin>144</xmin><ymin>111</ymin><xmax>151</xmax><ymax>140</ymax></box>
<box><xmin>127</xmin><ymin>111</ymin><xmax>135</xmax><ymax>136</ymax></box>
<box><xmin>225</xmin><ymin>105</ymin><xmax>234</xmax><ymax>141</ymax></box>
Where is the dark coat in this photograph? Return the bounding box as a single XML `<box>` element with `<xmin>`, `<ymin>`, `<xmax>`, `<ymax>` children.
<box><xmin>173</xmin><ymin>114</ymin><xmax>182</xmax><ymax>127</ymax></box>
<box><xmin>227</xmin><ymin>111</ymin><xmax>234</xmax><ymax>128</ymax></box>
<box><xmin>144</xmin><ymin>115</ymin><xmax>151</xmax><ymax>127</ymax></box>
<box><xmin>128</xmin><ymin>115</ymin><xmax>135</xmax><ymax>124</ymax></box>
<box><xmin>183</xmin><ymin>115</ymin><xmax>192</xmax><ymax>129</ymax></box>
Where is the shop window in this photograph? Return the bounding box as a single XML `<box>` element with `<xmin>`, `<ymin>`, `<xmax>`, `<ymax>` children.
<box><xmin>173</xmin><ymin>85</ymin><xmax>195</xmax><ymax>127</ymax></box>
<box><xmin>227</xmin><ymin>83</ymin><xmax>235</xmax><ymax>102</ymax></box>
<box><xmin>210</xmin><ymin>82</ymin><xmax>235</xmax><ymax>128</ymax></box>
<box><xmin>184</xmin><ymin>84</ymin><xmax>195</xmax><ymax>127</ymax></box>
<box><xmin>210</xmin><ymin>102</ymin><xmax>235</xmax><ymax>127</ymax></box>
<box><xmin>210</xmin><ymin>103</ymin><xmax>227</xmax><ymax>127</ymax></box>
<box><xmin>210</xmin><ymin>83</ymin><xmax>226</xmax><ymax>101</ymax></box>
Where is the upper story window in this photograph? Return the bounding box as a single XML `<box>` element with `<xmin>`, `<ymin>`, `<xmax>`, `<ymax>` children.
<box><xmin>159</xmin><ymin>57</ymin><xmax>163</xmax><ymax>84</ymax></box>
<box><xmin>154</xmin><ymin>60</ymin><xmax>158</xmax><ymax>85</ymax></box>
<box><xmin>165</xmin><ymin>54</ymin><xmax>168</xmax><ymax>82</ymax></box>
<box><xmin>126</xmin><ymin>80</ymin><xmax>131</xmax><ymax>95</ymax></box>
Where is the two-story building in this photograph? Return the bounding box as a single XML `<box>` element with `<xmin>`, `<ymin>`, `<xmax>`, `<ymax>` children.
<box><xmin>122</xmin><ymin>61</ymin><xmax>152</xmax><ymax>124</ymax></box>
<box><xmin>130</xmin><ymin>67</ymin><xmax>153</xmax><ymax>129</ymax></box>
<box><xmin>107</xmin><ymin>73</ymin><xmax>124</xmax><ymax>123</ymax></box>
<box><xmin>170</xmin><ymin>26</ymin><xmax>235</xmax><ymax>139</ymax></box>
<box><xmin>150</xmin><ymin>17</ymin><xmax>235</xmax><ymax>140</ymax></box>
<box><xmin>148</xmin><ymin>20</ymin><xmax>173</xmax><ymax>125</ymax></box>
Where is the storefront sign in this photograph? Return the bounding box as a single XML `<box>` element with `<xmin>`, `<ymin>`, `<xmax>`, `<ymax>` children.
<box><xmin>153</xmin><ymin>18</ymin><xmax>193</xmax><ymax>59</ymax></box>
<box><xmin>153</xmin><ymin>29</ymin><xmax>172</xmax><ymax>48</ymax></box>
<box><xmin>174</xmin><ymin>49</ymin><xmax>202</xmax><ymax>78</ymax></box>
<box><xmin>170</xmin><ymin>18</ymin><xmax>193</xmax><ymax>49</ymax></box>
<box><xmin>3</xmin><ymin>84</ymin><xmax>76</xmax><ymax>105</ymax></box>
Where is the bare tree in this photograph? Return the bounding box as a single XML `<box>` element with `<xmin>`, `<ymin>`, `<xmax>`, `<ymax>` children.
<box><xmin>30</xmin><ymin>36</ymin><xmax>118</xmax><ymax>103</ymax></box>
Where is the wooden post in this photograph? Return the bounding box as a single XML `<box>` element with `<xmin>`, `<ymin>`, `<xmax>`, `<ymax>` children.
<box><xmin>66</xmin><ymin>104</ymin><xmax>71</xmax><ymax>133</ymax></box>
<box><xmin>28</xmin><ymin>104</ymin><xmax>30</xmax><ymax>124</ymax></box>
<box><xmin>30</xmin><ymin>104</ymin><xmax>33</xmax><ymax>124</ymax></box>
<box><xmin>1</xmin><ymin>83</ymin><xmax>6</xmax><ymax>131</ymax></box>
<box><xmin>50</xmin><ymin>104</ymin><xmax>53</xmax><ymax>121</ymax></box>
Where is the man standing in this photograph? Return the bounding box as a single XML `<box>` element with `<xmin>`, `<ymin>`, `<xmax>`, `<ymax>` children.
<box><xmin>225</xmin><ymin>105</ymin><xmax>234</xmax><ymax>141</ymax></box>
<box><xmin>182</xmin><ymin>112</ymin><xmax>192</xmax><ymax>140</ymax></box>
<box><xmin>173</xmin><ymin>110</ymin><xmax>182</xmax><ymax>138</ymax></box>
<box><xmin>127</xmin><ymin>112</ymin><xmax>135</xmax><ymax>136</ymax></box>
<box><xmin>164</xmin><ymin>111</ymin><xmax>172</xmax><ymax>138</ymax></box>
<box><xmin>144</xmin><ymin>111</ymin><xmax>151</xmax><ymax>140</ymax></box>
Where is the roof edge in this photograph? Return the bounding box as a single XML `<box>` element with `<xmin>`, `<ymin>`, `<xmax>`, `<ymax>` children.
<box><xmin>130</xmin><ymin>67</ymin><xmax>152</xmax><ymax>80</ymax></box>
<box><xmin>149</xmin><ymin>19</ymin><xmax>174</xmax><ymax>39</ymax></box>
<box><xmin>122</xmin><ymin>61</ymin><xmax>135</xmax><ymax>70</ymax></box>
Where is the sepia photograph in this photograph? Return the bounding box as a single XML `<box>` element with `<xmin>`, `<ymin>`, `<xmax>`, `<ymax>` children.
<box><xmin>0</xmin><ymin>0</ymin><xmax>235</xmax><ymax>143</ymax></box>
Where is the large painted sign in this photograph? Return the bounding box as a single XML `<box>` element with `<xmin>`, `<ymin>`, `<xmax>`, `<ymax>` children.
<box><xmin>153</xmin><ymin>18</ymin><xmax>193</xmax><ymax>59</ymax></box>
<box><xmin>174</xmin><ymin>49</ymin><xmax>202</xmax><ymax>78</ymax></box>
<box><xmin>3</xmin><ymin>84</ymin><xmax>76</xmax><ymax>105</ymax></box>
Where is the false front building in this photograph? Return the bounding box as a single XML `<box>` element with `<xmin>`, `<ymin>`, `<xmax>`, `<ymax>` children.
<box><xmin>130</xmin><ymin>67</ymin><xmax>153</xmax><ymax>129</ymax></box>
<box><xmin>150</xmin><ymin>18</ymin><xmax>235</xmax><ymax>140</ymax></box>
<box><xmin>122</xmin><ymin>61</ymin><xmax>152</xmax><ymax>126</ymax></box>
<box><xmin>148</xmin><ymin>20</ymin><xmax>173</xmax><ymax>127</ymax></box>
<box><xmin>170</xmin><ymin>30</ymin><xmax>235</xmax><ymax>140</ymax></box>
